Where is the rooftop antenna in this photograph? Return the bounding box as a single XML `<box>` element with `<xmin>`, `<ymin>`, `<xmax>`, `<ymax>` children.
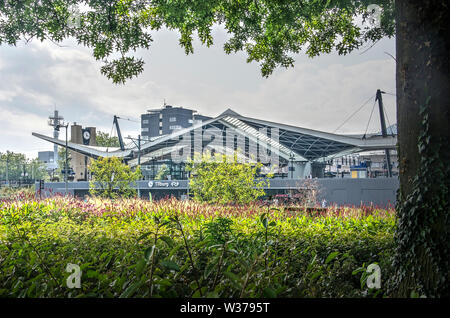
<box><xmin>48</xmin><ymin>109</ymin><xmax>64</xmax><ymax>170</ymax></box>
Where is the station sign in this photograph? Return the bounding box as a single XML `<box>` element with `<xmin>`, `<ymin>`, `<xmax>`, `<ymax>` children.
<box><xmin>148</xmin><ymin>181</ymin><xmax>180</xmax><ymax>188</ymax></box>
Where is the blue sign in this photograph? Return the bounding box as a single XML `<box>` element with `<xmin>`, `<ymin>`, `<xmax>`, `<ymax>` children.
<box><xmin>148</xmin><ymin>181</ymin><xmax>180</xmax><ymax>188</ymax></box>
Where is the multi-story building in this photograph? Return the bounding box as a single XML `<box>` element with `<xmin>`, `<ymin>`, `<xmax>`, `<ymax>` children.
<box><xmin>141</xmin><ymin>104</ymin><xmax>211</xmax><ymax>139</ymax></box>
<box><xmin>37</xmin><ymin>151</ymin><xmax>55</xmax><ymax>170</ymax></box>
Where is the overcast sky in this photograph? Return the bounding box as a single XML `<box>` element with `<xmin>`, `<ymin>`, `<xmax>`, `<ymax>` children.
<box><xmin>0</xmin><ymin>25</ymin><xmax>396</xmax><ymax>159</ymax></box>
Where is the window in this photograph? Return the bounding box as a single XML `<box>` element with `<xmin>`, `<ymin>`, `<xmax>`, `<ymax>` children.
<box><xmin>142</xmin><ymin>119</ymin><xmax>149</xmax><ymax>124</ymax></box>
<box><xmin>169</xmin><ymin>117</ymin><xmax>176</xmax><ymax>122</ymax></box>
<box><xmin>159</xmin><ymin>122</ymin><xmax>162</xmax><ymax>127</ymax></box>
<box><xmin>142</xmin><ymin>128</ymin><xmax>149</xmax><ymax>132</ymax></box>
<box><xmin>170</xmin><ymin>125</ymin><xmax>182</xmax><ymax>130</ymax></box>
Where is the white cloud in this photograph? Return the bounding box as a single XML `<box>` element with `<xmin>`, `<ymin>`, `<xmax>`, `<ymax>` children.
<box><xmin>0</xmin><ymin>108</ymin><xmax>52</xmax><ymax>158</ymax></box>
<box><xmin>225</xmin><ymin>58</ymin><xmax>397</xmax><ymax>134</ymax></box>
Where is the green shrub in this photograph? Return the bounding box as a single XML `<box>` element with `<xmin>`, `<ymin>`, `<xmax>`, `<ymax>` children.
<box><xmin>186</xmin><ymin>152</ymin><xmax>271</xmax><ymax>205</ymax></box>
<box><xmin>0</xmin><ymin>198</ymin><xmax>396</xmax><ymax>298</ymax></box>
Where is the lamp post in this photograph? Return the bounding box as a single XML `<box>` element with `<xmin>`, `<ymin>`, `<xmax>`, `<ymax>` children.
<box><xmin>126</xmin><ymin>134</ymin><xmax>142</xmax><ymax>198</ymax></box>
<box><xmin>56</xmin><ymin>122</ymin><xmax>69</xmax><ymax>195</ymax></box>
<box><xmin>137</xmin><ymin>134</ymin><xmax>140</xmax><ymax>198</ymax></box>
<box><xmin>289</xmin><ymin>153</ymin><xmax>295</xmax><ymax>179</ymax></box>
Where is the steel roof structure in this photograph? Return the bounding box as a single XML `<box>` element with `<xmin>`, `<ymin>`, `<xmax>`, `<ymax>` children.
<box><xmin>33</xmin><ymin>109</ymin><xmax>397</xmax><ymax>166</ymax></box>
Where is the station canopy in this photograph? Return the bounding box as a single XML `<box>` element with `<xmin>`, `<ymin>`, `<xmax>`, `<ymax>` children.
<box><xmin>33</xmin><ymin>109</ymin><xmax>397</xmax><ymax>166</ymax></box>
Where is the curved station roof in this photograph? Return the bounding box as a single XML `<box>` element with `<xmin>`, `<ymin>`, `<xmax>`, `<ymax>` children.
<box><xmin>33</xmin><ymin>109</ymin><xmax>397</xmax><ymax>167</ymax></box>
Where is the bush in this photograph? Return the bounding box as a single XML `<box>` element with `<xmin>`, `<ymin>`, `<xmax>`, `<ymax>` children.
<box><xmin>186</xmin><ymin>151</ymin><xmax>271</xmax><ymax>205</ymax></box>
<box><xmin>0</xmin><ymin>197</ymin><xmax>395</xmax><ymax>298</ymax></box>
<box><xmin>89</xmin><ymin>156</ymin><xmax>141</xmax><ymax>199</ymax></box>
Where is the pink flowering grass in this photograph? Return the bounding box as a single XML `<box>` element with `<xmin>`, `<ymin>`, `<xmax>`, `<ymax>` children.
<box><xmin>0</xmin><ymin>190</ymin><xmax>395</xmax><ymax>222</ymax></box>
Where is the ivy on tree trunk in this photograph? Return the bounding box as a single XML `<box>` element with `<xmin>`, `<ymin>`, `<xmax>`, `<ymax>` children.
<box><xmin>391</xmin><ymin>0</ymin><xmax>449</xmax><ymax>298</ymax></box>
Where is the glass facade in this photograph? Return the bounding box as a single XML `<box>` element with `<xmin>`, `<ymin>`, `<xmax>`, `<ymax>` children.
<box><xmin>141</xmin><ymin>160</ymin><xmax>189</xmax><ymax>180</ymax></box>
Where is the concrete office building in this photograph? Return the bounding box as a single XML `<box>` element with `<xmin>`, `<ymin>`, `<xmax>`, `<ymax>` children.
<box><xmin>141</xmin><ymin>104</ymin><xmax>211</xmax><ymax>139</ymax></box>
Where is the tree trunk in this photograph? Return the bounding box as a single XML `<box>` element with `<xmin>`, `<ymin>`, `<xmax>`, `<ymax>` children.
<box><xmin>393</xmin><ymin>1</ymin><xmax>449</xmax><ymax>297</ymax></box>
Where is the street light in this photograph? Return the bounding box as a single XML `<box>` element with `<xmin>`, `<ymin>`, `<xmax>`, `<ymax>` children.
<box><xmin>289</xmin><ymin>153</ymin><xmax>295</xmax><ymax>179</ymax></box>
<box><xmin>126</xmin><ymin>134</ymin><xmax>142</xmax><ymax>198</ymax></box>
<box><xmin>55</xmin><ymin>122</ymin><xmax>69</xmax><ymax>195</ymax></box>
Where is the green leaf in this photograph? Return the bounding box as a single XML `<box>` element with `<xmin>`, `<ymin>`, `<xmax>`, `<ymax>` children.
<box><xmin>159</xmin><ymin>235</ymin><xmax>174</xmax><ymax>248</ymax></box>
<box><xmin>144</xmin><ymin>245</ymin><xmax>155</xmax><ymax>262</ymax></box>
<box><xmin>153</xmin><ymin>278</ymin><xmax>172</xmax><ymax>288</ymax></box>
<box><xmin>260</xmin><ymin>213</ymin><xmax>267</xmax><ymax>224</ymax></box>
<box><xmin>224</xmin><ymin>271</ymin><xmax>241</xmax><ymax>288</ymax></box>
<box><xmin>325</xmin><ymin>251</ymin><xmax>340</xmax><ymax>264</ymax></box>
<box><xmin>119</xmin><ymin>281</ymin><xmax>143</xmax><ymax>298</ymax></box>
<box><xmin>160</xmin><ymin>259</ymin><xmax>180</xmax><ymax>272</ymax></box>
<box><xmin>262</xmin><ymin>218</ymin><xmax>268</xmax><ymax>229</ymax></box>
<box><xmin>206</xmin><ymin>291</ymin><xmax>219</xmax><ymax>298</ymax></box>
<box><xmin>263</xmin><ymin>287</ymin><xmax>277</xmax><ymax>298</ymax></box>
<box><xmin>352</xmin><ymin>267</ymin><xmax>364</xmax><ymax>275</ymax></box>
<box><xmin>135</xmin><ymin>259</ymin><xmax>147</xmax><ymax>276</ymax></box>
<box><xmin>310</xmin><ymin>271</ymin><xmax>321</xmax><ymax>280</ymax></box>
<box><xmin>86</xmin><ymin>270</ymin><xmax>99</xmax><ymax>278</ymax></box>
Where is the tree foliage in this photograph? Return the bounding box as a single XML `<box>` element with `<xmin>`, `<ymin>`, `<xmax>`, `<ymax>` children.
<box><xmin>0</xmin><ymin>0</ymin><xmax>395</xmax><ymax>83</ymax></box>
<box><xmin>186</xmin><ymin>151</ymin><xmax>270</xmax><ymax>205</ymax></box>
<box><xmin>0</xmin><ymin>151</ymin><xmax>27</xmax><ymax>181</ymax></box>
<box><xmin>0</xmin><ymin>151</ymin><xmax>48</xmax><ymax>181</ymax></box>
<box><xmin>96</xmin><ymin>131</ymin><xmax>120</xmax><ymax>147</ymax></box>
<box><xmin>155</xmin><ymin>163</ymin><xmax>169</xmax><ymax>180</ymax></box>
<box><xmin>89</xmin><ymin>156</ymin><xmax>141</xmax><ymax>198</ymax></box>
<box><xmin>55</xmin><ymin>147</ymin><xmax>71</xmax><ymax>180</ymax></box>
<box><xmin>28</xmin><ymin>158</ymin><xmax>49</xmax><ymax>181</ymax></box>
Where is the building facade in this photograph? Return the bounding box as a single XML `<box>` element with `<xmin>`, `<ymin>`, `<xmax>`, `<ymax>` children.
<box><xmin>70</xmin><ymin>123</ymin><xmax>97</xmax><ymax>181</ymax></box>
<box><xmin>37</xmin><ymin>151</ymin><xmax>55</xmax><ymax>171</ymax></box>
<box><xmin>141</xmin><ymin>104</ymin><xmax>211</xmax><ymax>139</ymax></box>
<box><xmin>324</xmin><ymin>151</ymin><xmax>398</xmax><ymax>178</ymax></box>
